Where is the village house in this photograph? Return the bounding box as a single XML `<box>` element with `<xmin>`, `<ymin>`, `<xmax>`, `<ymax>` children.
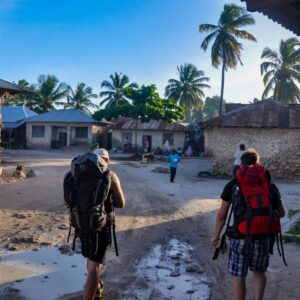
<box><xmin>202</xmin><ymin>99</ymin><xmax>300</xmax><ymax>179</ymax></box>
<box><xmin>25</xmin><ymin>109</ymin><xmax>109</xmax><ymax>150</ymax></box>
<box><xmin>111</xmin><ymin>119</ymin><xmax>189</xmax><ymax>152</ymax></box>
<box><xmin>1</xmin><ymin>105</ymin><xmax>37</xmax><ymax>148</ymax></box>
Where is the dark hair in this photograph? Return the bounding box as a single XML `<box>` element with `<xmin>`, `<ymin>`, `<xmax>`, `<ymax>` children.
<box><xmin>240</xmin><ymin>144</ymin><xmax>245</xmax><ymax>151</ymax></box>
<box><xmin>241</xmin><ymin>148</ymin><xmax>260</xmax><ymax>166</ymax></box>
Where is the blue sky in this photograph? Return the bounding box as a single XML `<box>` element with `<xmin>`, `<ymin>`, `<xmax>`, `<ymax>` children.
<box><xmin>0</xmin><ymin>0</ymin><xmax>295</xmax><ymax>106</ymax></box>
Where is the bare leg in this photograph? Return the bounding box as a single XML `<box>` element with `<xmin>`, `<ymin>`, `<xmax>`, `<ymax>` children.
<box><xmin>232</xmin><ymin>276</ymin><xmax>246</xmax><ymax>300</ymax></box>
<box><xmin>253</xmin><ymin>271</ymin><xmax>267</xmax><ymax>300</ymax></box>
<box><xmin>84</xmin><ymin>259</ymin><xmax>102</xmax><ymax>300</ymax></box>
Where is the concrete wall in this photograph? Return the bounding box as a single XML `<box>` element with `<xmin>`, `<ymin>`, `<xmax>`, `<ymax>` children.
<box><xmin>204</xmin><ymin>127</ymin><xmax>300</xmax><ymax>179</ymax></box>
<box><xmin>26</xmin><ymin>122</ymin><xmax>94</xmax><ymax>149</ymax></box>
<box><xmin>112</xmin><ymin>130</ymin><xmax>186</xmax><ymax>151</ymax></box>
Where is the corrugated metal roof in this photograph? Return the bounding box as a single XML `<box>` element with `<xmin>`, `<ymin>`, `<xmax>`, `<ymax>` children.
<box><xmin>241</xmin><ymin>0</ymin><xmax>300</xmax><ymax>36</ymax></box>
<box><xmin>112</xmin><ymin>119</ymin><xmax>188</xmax><ymax>132</ymax></box>
<box><xmin>202</xmin><ymin>99</ymin><xmax>300</xmax><ymax>128</ymax></box>
<box><xmin>25</xmin><ymin>109</ymin><xmax>97</xmax><ymax>123</ymax></box>
<box><xmin>1</xmin><ymin>106</ymin><xmax>37</xmax><ymax>129</ymax></box>
<box><xmin>0</xmin><ymin>79</ymin><xmax>34</xmax><ymax>95</ymax></box>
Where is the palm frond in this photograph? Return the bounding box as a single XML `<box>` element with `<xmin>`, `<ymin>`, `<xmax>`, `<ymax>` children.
<box><xmin>199</xmin><ymin>24</ymin><xmax>218</xmax><ymax>33</ymax></box>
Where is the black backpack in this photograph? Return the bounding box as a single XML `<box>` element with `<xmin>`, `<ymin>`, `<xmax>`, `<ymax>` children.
<box><xmin>63</xmin><ymin>152</ymin><xmax>114</xmax><ymax>251</ymax></box>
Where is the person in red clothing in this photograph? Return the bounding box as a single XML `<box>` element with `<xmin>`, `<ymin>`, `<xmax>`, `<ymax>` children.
<box><xmin>211</xmin><ymin>148</ymin><xmax>285</xmax><ymax>300</ymax></box>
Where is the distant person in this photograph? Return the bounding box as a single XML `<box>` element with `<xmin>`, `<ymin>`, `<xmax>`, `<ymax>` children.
<box><xmin>177</xmin><ymin>147</ymin><xmax>183</xmax><ymax>157</ymax></box>
<box><xmin>64</xmin><ymin>149</ymin><xmax>126</xmax><ymax>300</ymax></box>
<box><xmin>168</xmin><ymin>148</ymin><xmax>180</xmax><ymax>183</ymax></box>
<box><xmin>144</xmin><ymin>139</ymin><xmax>150</xmax><ymax>153</ymax></box>
<box><xmin>185</xmin><ymin>145</ymin><xmax>193</xmax><ymax>157</ymax></box>
<box><xmin>211</xmin><ymin>148</ymin><xmax>286</xmax><ymax>300</ymax></box>
<box><xmin>154</xmin><ymin>146</ymin><xmax>162</xmax><ymax>155</ymax></box>
<box><xmin>124</xmin><ymin>137</ymin><xmax>129</xmax><ymax>148</ymax></box>
<box><xmin>233</xmin><ymin>144</ymin><xmax>246</xmax><ymax>176</ymax></box>
<box><xmin>164</xmin><ymin>140</ymin><xmax>170</xmax><ymax>154</ymax></box>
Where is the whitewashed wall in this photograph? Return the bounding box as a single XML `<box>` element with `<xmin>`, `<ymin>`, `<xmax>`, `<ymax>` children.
<box><xmin>112</xmin><ymin>130</ymin><xmax>186</xmax><ymax>151</ymax></box>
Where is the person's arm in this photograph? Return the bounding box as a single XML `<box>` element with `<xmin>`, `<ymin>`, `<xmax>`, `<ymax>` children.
<box><xmin>277</xmin><ymin>200</ymin><xmax>285</xmax><ymax>218</ymax></box>
<box><xmin>211</xmin><ymin>200</ymin><xmax>231</xmax><ymax>247</ymax></box>
<box><xmin>110</xmin><ymin>171</ymin><xmax>126</xmax><ymax>208</ymax></box>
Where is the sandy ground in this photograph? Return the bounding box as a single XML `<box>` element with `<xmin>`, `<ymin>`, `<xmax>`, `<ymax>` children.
<box><xmin>0</xmin><ymin>150</ymin><xmax>299</xmax><ymax>300</ymax></box>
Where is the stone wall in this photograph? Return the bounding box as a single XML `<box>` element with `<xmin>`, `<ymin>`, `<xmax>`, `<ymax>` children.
<box><xmin>204</xmin><ymin>127</ymin><xmax>300</xmax><ymax>179</ymax></box>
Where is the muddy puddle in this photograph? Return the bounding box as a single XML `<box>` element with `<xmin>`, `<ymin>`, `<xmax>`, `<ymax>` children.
<box><xmin>124</xmin><ymin>239</ymin><xmax>211</xmax><ymax>300</ymax></box>
<box><xmin>0</xmin><ymin>246</ymin><xmax>86</xmax><ymax>300</ymax></box>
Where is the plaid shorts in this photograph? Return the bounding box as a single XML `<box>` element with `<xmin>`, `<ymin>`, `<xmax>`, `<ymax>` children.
<box><xmin>228</xmin><ymin>238</ymin><xmax>270</xmax><ymax>277</ymax></box>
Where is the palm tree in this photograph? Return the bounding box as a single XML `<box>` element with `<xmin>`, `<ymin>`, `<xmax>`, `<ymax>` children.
<box><xmin>261</xmin><ymin>38</ymin><xmax>300</xmax><ymax>104</ymax></box>
<box><xmin>65</xmin><ymin>83</ymin><xmax>98</xmax><ymax>113</ymax></box>
<box><xmin>100</xmin><ymin>73</ymin><xmax>138</xmax><ymax>107</ymax></box>
<box><xmin>165</xmin><ymin>64</ymin><xmax>210</xmax><ymax>121</ymax></box>
<box><xmin>165</xmin><ymin>64</ymin><xmax>210</xmax><ymax>120</ymax></box>
<box><xmin>35</xmin><ymin>75</ymin><xmax>69</xmax><ymax>113</ymax></box>
<box><xmin>5</xmin><ymin>79</ymin><xmax>37</xmax><ymax>110</ymax></box>
<box><xmin>199</xmin><ymin>4</ymin><xmax>256</xmax><ymax>115</ymax></box>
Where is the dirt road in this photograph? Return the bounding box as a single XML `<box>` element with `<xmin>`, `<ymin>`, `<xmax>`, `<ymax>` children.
<box><xmin>0</xmin><ymin>150</ymin><xmax>299</xmax><ymax>299</ymax></box>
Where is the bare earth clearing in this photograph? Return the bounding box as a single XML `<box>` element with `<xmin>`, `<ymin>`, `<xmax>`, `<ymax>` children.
<box><xmin>0</xmin><ymin>150</ymin><xmax>299</xmax><ymax>300</ymax></box>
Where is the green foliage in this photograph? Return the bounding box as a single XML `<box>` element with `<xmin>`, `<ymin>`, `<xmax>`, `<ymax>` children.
<box><xmin>261</xmin><ymin>38</ymin><xmax>300</xmax><ymax>104</ymax></box>
<box><xmin>7</xmin><ymin>75</ymin><xmax>69</xmax><ymax>113</ymax></box>
<box><xmin>34</xmin><ymin>75</ymin><xmax>69</xmax><ymax>113</ymax></box>
<box><xmin>200</xmin><ymin>4</ymin><xmax>256</xmax><ymax>70</ymax></box>
<box><xmin>165</xmin><ymin>63</ymin><xmax>210</xmax><ymax>119</ymax></box>
<box><xmin>100</xmin><ymin>72</ymin><xmax>138</xmax><ymax>107</ymax></box>
<box><xmin>288</xmin><ymin>209</ymin><xmax>300</xmax><ymax>218</ymax></box>
<box><xmin>5</xmin><ymin>79</ymin><xmax>37</xmax><ymax>110</ymax></box>
<box><xmin>203</xmin><ymin>96</ymin><xmax>225</xmax><ymax>119</ymax></box>
<box><xmin>65</xmin><ymin>83</ymin><xmax>98</xmax><ymax>114</ymax></box>
<box><xmin>94</xmin><ymin>85</ymin><xmax>184</xmax><ymax>123</ymax></box>
<box><xmin>287</xmin><ymin>223</ymin><xmax>300</xmax><ymax>235</ymax></box>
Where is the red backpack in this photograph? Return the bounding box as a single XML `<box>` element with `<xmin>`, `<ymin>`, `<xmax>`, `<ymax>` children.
<box><xmin>236</xmin><ymin>164</ymin><xmax>281</xmax><ymax>235</ymax></box>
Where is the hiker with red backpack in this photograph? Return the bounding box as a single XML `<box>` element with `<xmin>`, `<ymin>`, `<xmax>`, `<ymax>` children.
<box><xmin>211</xmin><ymin>148</ymin><xmax>286</xmax><ymax>300</ymax></box>
<box><xmin>64</xmin><ymin>148</ymin><xmax>125</xmax><ymax>300</ymax></box>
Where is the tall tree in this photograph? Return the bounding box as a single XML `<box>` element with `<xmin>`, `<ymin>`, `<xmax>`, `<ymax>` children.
<box><xmin>35</xmin><ymin>75</ymin><xmax>69</xmax><ymax>113</ymax></box>
<box><xmin>5</xmin><ymin>79</ymin><xmax>37</xmax><ymax>110</ymax></box>
<box><xmin>203</xmin><ymin>95</ymin><xmax>226</xmax><ymax>120</ymax></box>
<box><xmin>100</xmin><ymin>73</ymin><xmax>138</xmax><ymax>107</ymax></box>
<box><xmin>65</xmin><ymin>83</ymin><xmax>98</xmax><ymax>114</ymax></box>
<box><xmin>94</xmin><ymin>85</ymin><xmax>183</xmax><ymax>122</ymax></box>
<box><xmin>165</xmin><ymin>63</ymin><xmax>210</xmax><ymax>121</ymax></box>
<box><xmin>199</xmin><ymin>4</ymin><xmax>256</xmax><ymax>115</ymax></box>
<box><xmin>261</xmin><ymin>38</ymin><xmax>300</xmax><ymax>104</ymax></box>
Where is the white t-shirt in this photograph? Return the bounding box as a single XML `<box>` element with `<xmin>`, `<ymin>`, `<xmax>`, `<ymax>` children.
<box><xmin>234</xmin><ymin>150</ymin><xmax>245</xmax><ymax>166</ymax></box>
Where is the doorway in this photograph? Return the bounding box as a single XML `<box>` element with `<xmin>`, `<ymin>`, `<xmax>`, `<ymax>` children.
<box><xmin>59</xmin><ymin>132</ymin><xmax>67</xmax><ymax>147</ymax></box>
<box><xmin>142</xmin><ymin>135</ymin><xmax>152</xmax><ymax>152</ymax></box>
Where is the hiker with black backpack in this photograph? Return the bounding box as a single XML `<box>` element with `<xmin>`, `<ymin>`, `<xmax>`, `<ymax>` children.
<box><xmin>63</xmin><ymin>148</ymin><xmax>125</xmax><ymax>300</ymax></box>
<box><xmin>211</xmin><ymin>148</ymin><xmax>286</xmax><ymax>300</ymax></box>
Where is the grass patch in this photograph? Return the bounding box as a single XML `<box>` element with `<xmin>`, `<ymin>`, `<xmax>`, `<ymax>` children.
<box><xmin>286</xmin><ymin>223</ymin><xmax>300</xmax><ymax>235</ymax></box>
<box><xmin>288</xmin><ymin>209</ymin><xmax>299</xmax><ymax>218</ymax></box>
<box><xmin>283</xmin><ymin>234</ymin><xmax>300</xmax><ymax>243</ymax></box>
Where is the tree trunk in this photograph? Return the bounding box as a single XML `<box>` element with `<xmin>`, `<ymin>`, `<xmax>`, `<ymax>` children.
<box><xmin>135</xmin><ymin>118</ymin><xmax>138</xmax><ymax>154</ymax></box>
<box><xmin>219</xmin><ymin>52</ymin><xmax>226</xmax><ymax>116</ymax></box>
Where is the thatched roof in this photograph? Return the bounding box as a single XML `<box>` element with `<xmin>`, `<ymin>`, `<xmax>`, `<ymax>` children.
<box><xmin>202</xmin><ymin>99</ymin><xmax>300</xmax><ymax>128</ymax></box>
<box><xmin>241</xmin><ymin>0</ymin><xmax>300</xmax><ymax>36</ymax></box>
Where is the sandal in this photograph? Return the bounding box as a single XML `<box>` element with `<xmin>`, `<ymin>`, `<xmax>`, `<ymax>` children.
<box><xmin>94</xmin><ymin>280</ymin><xmax>104</xmax><ymax>299</ymax></box>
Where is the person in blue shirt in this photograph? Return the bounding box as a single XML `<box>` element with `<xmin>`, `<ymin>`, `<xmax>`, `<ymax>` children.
<box><xmin>168</xmin><ymin>149</ymin><xmax>180</xmax><ymax>183</ymax></box>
